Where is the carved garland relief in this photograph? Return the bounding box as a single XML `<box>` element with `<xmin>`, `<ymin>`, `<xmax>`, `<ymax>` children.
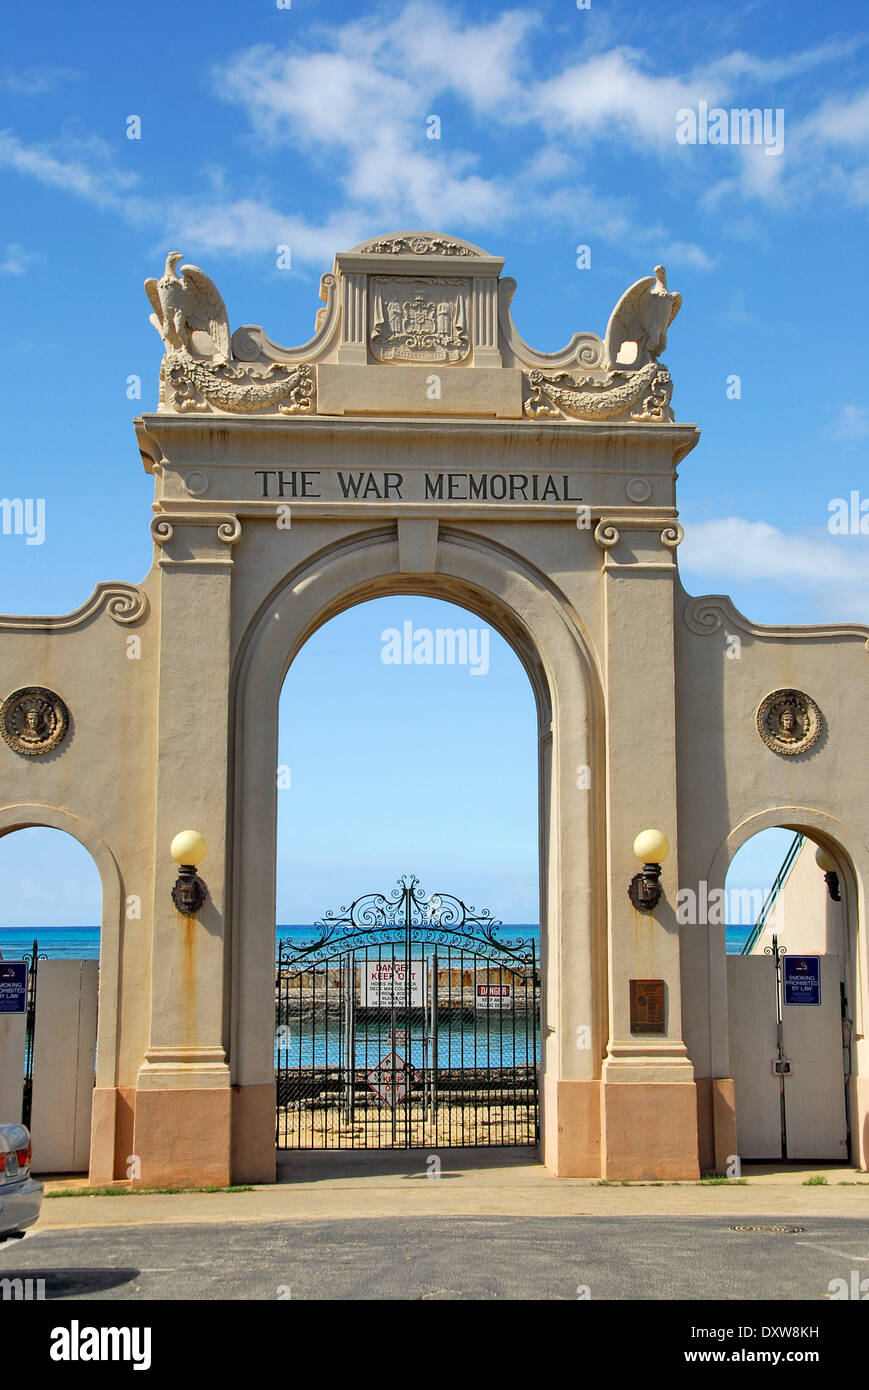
<box><xmin>524</xmin><ymin>362</ymin><xmax>674</xmax><ymax>423</ymax></box>
<box><xmin>360</xmin><ymin>235</ymin><xmax>476</xmax><ymax>257</ymax></box>
<box><xmin>162</xmin><ymin>355</ymin><xmax>315</xmax><ymax>414</ymax></box>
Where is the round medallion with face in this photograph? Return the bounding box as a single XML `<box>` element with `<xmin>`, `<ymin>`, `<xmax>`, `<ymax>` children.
<box><xmin>756</xmin><ymin>688</ymin><xmax>822</xmax><ymax>756</ymax></box>
<box><xmin>1</xmin><ymin>687</ymin><xmax>70</xmax><ymax>756</ymax></box>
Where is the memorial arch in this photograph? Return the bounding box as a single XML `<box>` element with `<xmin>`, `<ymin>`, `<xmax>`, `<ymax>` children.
<box><xmin>0</xmin><ymin>230</ymin><xmax>866</xmax><ymax>1185</ymax></box>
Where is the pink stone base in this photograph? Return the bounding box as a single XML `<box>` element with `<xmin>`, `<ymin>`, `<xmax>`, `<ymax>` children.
<box><xmin>89</xmin><ymin>1077</ymin><xmax>709</xmax><ymax>1186</ymax></box>
<box><xmin>131</xmin><ymin>1089</ymin><xmax>231</xmax><ymax>1188</ymax></box>
<box><xmin>231</xmin><ymin>1083</ymin><xmax>277</xmax><ymax>1183</ymax></box>
<box><xmin>601</xmin><ymin>1082</ymin><xmax>701</xmax><ymax>1180</ymax></box>
<box><xmin>695</xmin><ymin>1077</ymin><xmax>737</xmax><ymax>1175</ymax></box>
<box><xmin>543</xmin><ymin>1078</ymin><xmax>601</xmax><ymax>1175</ymax></box>
<box><xmin>89</xmin><ymin>1085</ymin><xmax>136</xmax><ymax>1184</ymax></box>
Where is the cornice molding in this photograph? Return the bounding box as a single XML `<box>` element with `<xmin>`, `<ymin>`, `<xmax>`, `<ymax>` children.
<box><xmin>0</xmin><ymin>582</ymin><xmax>148</xmax><ymax>631</ymax></box>
<box><xmin>683</xmin><ymin>593</ymin><xmax>869</xmax><ymax>650</ymax></box>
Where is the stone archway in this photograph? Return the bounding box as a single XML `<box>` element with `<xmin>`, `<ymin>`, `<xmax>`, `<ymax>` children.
<box><xmin>0</xmin><ymin>803</ymin><xmax>125</xmax><ymax>1181</ymax></box>
<box><xmin>707</xmin><ymin>806</ymin><xmax>868</xmax><ymax>1168</ymax></box>
<box><xmin>227</xmin><ymin>527</ymin><xmax>607</xmax><ymax>1180</ymax></box>
<box><xmin>2</xmin><ymin>229</ymin><xmax>865</xmax><ymax>1187</ymax></box>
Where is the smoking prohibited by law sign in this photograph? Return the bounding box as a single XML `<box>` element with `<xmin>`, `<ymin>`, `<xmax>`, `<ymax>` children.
<box><xmin>783</xmin><ymin>956</ymin><xmax>821</xmax><ymax>1006</ymax></box>
<box><xmin>0</xmin><ymin>962</ymin><xmax>28</xmax><ymax>1014</ymax></box>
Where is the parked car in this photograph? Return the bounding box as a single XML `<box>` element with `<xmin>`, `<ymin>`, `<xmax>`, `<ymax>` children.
<box><xmin>0</xmin><ymin>1125</ymin><xmax>41</xmax><ymax>1240</ymax></box>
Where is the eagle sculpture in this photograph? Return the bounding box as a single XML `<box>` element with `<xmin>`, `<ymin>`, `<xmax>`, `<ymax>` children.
<box><xmin>604</xmin><ymin>265</ymin><xmax>681</xmax><ymax>371</ymax></box>
<box><xmin>145</xmin><ymin>252</ymin><xmax>231</xmax><ymax>363</ymax></box>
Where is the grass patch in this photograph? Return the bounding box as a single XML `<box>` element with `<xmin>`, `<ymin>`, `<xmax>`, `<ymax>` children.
<box><xmin>700</xmin><ymin>1175</ymin><xmax>748</xmax><ymax>1185</ymax></box>
<box><xmin>46</xmin><ymin>1184</ymin><xmax>255</xmax><ymax>1199</ymax></box>
<box><xmin>803</xmin><ymin>1175</ymin><xmax>828</xmax><ymax>1186</ymax></box>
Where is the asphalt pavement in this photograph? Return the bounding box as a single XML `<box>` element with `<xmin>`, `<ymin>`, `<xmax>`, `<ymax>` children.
<box><xmin>4</xmin><ymin>1215</ymin><xmax>869</xmax><ymax>1300</ymax></box>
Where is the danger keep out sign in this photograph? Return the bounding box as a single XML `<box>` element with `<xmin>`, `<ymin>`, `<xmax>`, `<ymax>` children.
<box><xmin>360</xmin><ymin>959</ymin><xmax>426</xmax><ymax>1007</ymax></box>
<box><xmin>476</xmin><ymin>983</ymin><xmax>512</xmax><ymax>1010</ymax></box>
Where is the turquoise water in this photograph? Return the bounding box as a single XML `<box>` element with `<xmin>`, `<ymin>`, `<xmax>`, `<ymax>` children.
<box><xmin>0</xmin><ymin>922</ymin><xmax>753</xmax><ymax>959</ymax></box>
<box><xmin>0</xmin><ymin>927</ymin><xmax>101</xmax><ymax>960</ymax></box>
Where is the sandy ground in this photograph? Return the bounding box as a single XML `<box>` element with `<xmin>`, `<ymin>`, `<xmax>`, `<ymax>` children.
<box><xmin>276</xmin><ymin>1099</ymin><xmax>536</xmax><ymax>1149</ymax></box>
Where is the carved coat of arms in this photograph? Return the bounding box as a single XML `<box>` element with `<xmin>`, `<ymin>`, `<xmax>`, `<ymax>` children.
<box><xmin>370</xmin><ymin>277</ymin><xmax>469</xmax><ymax>364</ymax></box>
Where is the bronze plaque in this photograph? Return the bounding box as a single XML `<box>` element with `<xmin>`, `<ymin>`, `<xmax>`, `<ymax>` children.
<box><xmin>630</xmin><ymin>979</ymin><xmax>665</xmax><ymax>1034</ymax></box>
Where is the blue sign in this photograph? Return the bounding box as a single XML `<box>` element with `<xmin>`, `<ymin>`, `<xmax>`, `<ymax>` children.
<box><xmin>0</xmin><ymin>962</ymin><xmax>28</xmax><ymax>1014</ymax></box>
<box><xmin>783</xmin><ymin>955</ymin><xmax>821</xmax><ymax>1006</ymax></box>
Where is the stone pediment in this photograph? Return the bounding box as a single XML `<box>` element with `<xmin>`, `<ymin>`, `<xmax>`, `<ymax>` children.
<box><xmin>145</xmin><ymin>231</ymin><xmax>683</xmax><ymax>425</ymax></box>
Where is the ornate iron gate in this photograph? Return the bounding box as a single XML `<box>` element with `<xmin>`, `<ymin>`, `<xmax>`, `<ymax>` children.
<box><xmin>276</xmin><ymin>876</ymin><xmax>539</xmax><ymax>1149</ymax></box>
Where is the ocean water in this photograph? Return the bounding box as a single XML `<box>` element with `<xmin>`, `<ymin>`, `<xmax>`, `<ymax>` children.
<box><xmin>0</xmin><ymin>921</ymin><xmax>753</xmax><ymax>959</ymax></box>
<box><xmin>0</xmin><ymin>927</ymin><xmax>102</xmax><ymax>961</ymax></box>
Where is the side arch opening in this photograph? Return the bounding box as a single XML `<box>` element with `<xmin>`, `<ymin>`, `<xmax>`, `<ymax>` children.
<box><xmin>0</xmin><ymin>818</ymin><xmax>106</xmax><ymax>1173</ymax></box>
<box><xmin>719</xmin><ymin>819</ymin><xmax>862</xmax><ymax>1168</ymax></box>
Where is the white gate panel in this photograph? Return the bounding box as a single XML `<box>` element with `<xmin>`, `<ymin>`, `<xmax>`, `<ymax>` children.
<box><xmin>0</xmin><ymin>1014</ymin><xmax>26</xmax><ymax>1122</ymax></box>
<box><xmin>727</xmin><ymin>956</ymin><xmax>782</xmax><ymax>1160</ymax></box>
<box><xmin>30</xmin><ymin>960</ymin><xmax>98</xmax><ymax>1172</ymax></box>
<box><xmin>782</xmin><ymin>955</ymin><xmax>848</xmax><ymax>1161</ymax></box>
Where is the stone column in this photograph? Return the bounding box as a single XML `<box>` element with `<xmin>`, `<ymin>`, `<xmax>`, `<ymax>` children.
<box><xmin>131</xmin><ymin>512</ymin><xmax>241</xmax><ymax>1187</ymax></box>
<box><xmin>337</xmin><ymin>273</ymin><xmax>368</xmax><ymax>364</ymax></box>
<box><xmin>595</xmin><ymin>517</ymin><xmax>700</xmax><ymax>1179</ymax></box>
<box><xmin>472</xmin><ymin>276</ymin><xmax>502</xmax><ymax>368</ymax></box>
<box><xmin>542</xmin><ymin>671</ymin><xmax>606</xmax><ymax>1177</ymax></box>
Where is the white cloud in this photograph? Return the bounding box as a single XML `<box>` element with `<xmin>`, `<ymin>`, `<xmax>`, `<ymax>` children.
<box><xmin>658</xmin><ymin>240</ymin><xmax>717</xmax><ymax>271</ymax></box>
<box><xmin>680</xmin><ymin>517</ymin><xmax>869</xmax><ymax>618</ymax></box>
<box><xmin>213</xmin><ymin>12</ymin><xmax>519</xmax><ymax>233</ymax></box>
<box><xmin>830</xmin><ymin>405</ymin><xmax>869</xmax><ymax>442</ymax></box>
<box><xmin>535</xmin><ymin>48</ymin><xmax>721</xmax><ymax>149</ymax></box>
<box><xmin>378</xmin><ymin>4</ymin><xmax>537</xmax><ymax>116</ymax></box>
<box><xmin>0</xmin><ymin>243</ymin><xmax>42</xmax><ymax>275</ymax></box>
<box><xmin>0</xmin><ymin>65</ymin><xmax>85</xmax><ymax>95</ymax></box>
<box><xmin>802</xmin><ymin>88</ymin><xmax>869</xmax><ymax>147</ymax></box>
<box><xmin>2</xmin><ymin>6</ymin><xmax>868</xmax><ymax>269</ymax></box>
<box><xmin>703</xmin><ymin>37</ymin><xmax>865</xmax><ymax>84</ymax></box>
<box><xmin>0</xmin><ymin>130</ymin><xmax>140</xmax><ymax>209</ymax></box>
<box><xmin>163</xmin><ymin>197</ymin><xmax>366</xmax><ymax>262</ymax></box>
<box><xmin>217</xmin><ymin>45</ymin><xmax>415</xmax><ymax>149</ymax></box>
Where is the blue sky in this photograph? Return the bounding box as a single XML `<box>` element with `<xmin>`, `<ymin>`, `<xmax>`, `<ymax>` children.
<box><xmin>0</xmin><ymin>0</ymin><xmax>866</xmax><ymax>925</ymax></box>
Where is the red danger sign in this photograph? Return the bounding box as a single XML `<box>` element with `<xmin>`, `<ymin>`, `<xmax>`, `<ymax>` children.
<box><xmin>475</xmin><ymin>983</ymin><xmax>512</xmax><ymax>1009</ymax></box>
